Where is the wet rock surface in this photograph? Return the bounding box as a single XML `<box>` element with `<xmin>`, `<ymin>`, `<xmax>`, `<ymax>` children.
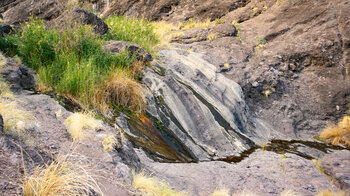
<box><xmin>320</xmin><ymin>150</ymin><xmax>350</xmax><ymax>192</ymax></box>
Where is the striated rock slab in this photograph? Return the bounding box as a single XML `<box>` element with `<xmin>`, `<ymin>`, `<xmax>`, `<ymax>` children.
<box><xmin>320</xmin><ymin>150</ymin><xmax>350</xmax><ymax>191</ymax></box>
<box><xmin>118</xmin><ymin>49</ymin><xmax>278</xmax><ymax>162</ymax></box>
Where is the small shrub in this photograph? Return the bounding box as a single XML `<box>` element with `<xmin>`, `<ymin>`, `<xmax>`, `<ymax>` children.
<box><xmin>320</xmin><ymin>116</ymin><xmax>350</xmax><ymax>147</ymax></box>
<box><xmin>64</xmin><ymin>112</ymin><xmax>102</xmax><ymax>140</ymax></box>
<box><xmin>23</xmin><ymin>154</ymin><xmax>103</xmax><ymax>196</ymax></box>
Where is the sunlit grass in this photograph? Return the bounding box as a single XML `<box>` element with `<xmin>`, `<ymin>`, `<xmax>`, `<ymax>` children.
<box><xmin>102</xmin><ymin>70</ymin><xmax>145</xmax><ymax>114</ymax></box>
<box><xmin>132</xmin><ymin>172</ymin><xmax>188</xmax><ymax>196</ymax></box>
<box><xmin>0</xmin><ymin>100</ymin><xmax>35</xmax><ymax>145</ymax></box>
<box><xmin>316</xmin><ymin>190</ymin><xmax>346</xmax><ymax>196</ymax></box>
<box><xmin>104</xmin><ymin>16</ymin><xmax>159</xmax><ymax>54</ymax></box>
<box><xmin>23</xmin><ymin>154</ymin><xmax>103</xmax><ymax>196</ymax></box>
<box><xmin>64</xmin><ymin>112</ymin><xmax>102</xmax><ymax>140</ymax></box>
<box><xmin>211</xmin><ymin>189</ymin><xmax>230</xmax><ymax>196</ymax></box>
<box><xmin>102</xmin><ymin>135</ymin><xmax>118</xmax><ymax>152</ymax></box>
<box><xmin>0</xmin><ymin>17</ymin><xmax>156</xmax><ymax>114</ymax></box>
<box><xmin>320</xmin><ymin>116</ymin><xmax>350</xmax><ymax>147</ymax></box>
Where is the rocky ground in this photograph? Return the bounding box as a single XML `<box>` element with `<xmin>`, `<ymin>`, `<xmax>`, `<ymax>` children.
<box><xmin>1</xmin><ymin>0</ymin><xmax>350</xmax><ymax>195</ymax></box>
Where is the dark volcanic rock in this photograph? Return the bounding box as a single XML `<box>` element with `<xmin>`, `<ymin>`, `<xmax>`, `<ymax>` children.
<box><xmin>103</xmin><ymin>40</ymin><xmax>153</xmax><ymax>62</ymax></box>
<box><xmin>0</xmin><ymin>114</ymin><xmax>3</xmax><ymax>134</ymax></box>
<box><xmin>54</xmin><ymin>6</ymin><xmax>108</xmax><ymax>35</ymax></box>
<box><xmin>0</xmin><ymin>23</ymin><xmax>13</xmax><ymax>37</ymax></box>
<box><xmin>320</xmin><ymin>150</ymin><xmax>350</xmax><ymax>191</ymax></box>
<box><xmin>0</xmin><ymin>58</ymin><xmax>36</xmax><ymax>90</ymax></box>
<box><xmin>1</xmin><ymin>0</ymin><xmax>64</xmax><ymax>25</ymax></box>
<box><xmin>70</xmin><ymin>7</ymin><xmax>108</xmax><ymax>35</ymax></box>
<box><xmin>95</xmin><ymin>0</ymin><xmax>250</xmax><ymax>22</ymax></box>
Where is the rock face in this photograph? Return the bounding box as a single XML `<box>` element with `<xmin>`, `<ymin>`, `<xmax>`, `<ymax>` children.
<box><xmin>138</xmin><ymin>149</ymin><xmax>335</xmax><ymax>196</ymax></box>
<box><xmin>320</xmin><ymin>150</ymin><xmax>350</xmax><ymax>192</ymax></box>
<box><xmin>0</xmin><ymin>23</ymin><xmax>13</xmax><ymax>37</ymax></box>
<box><xmin>0</xmin><ymin>114</ymin><xmax>3</xmax><ymax>134</ymax></box>
<box><xmin>70</xmin><ymin>7</ymin><xmax>109</xmax><ymax>35</ymax></box>
<box><xmin>54</xmin><ymin>6</ymin><xmax>109</xmax><ymax>35</ymax></box>
<box><xmin>171</xmin><ymin>24</ymin><xmax>237</xmax><ymax>44</ymax></box>
<box><xmin>103</xmin><ymin>40</ymin><xmax>153</xmax><ymax>62</ymax></box>
<box><xmin>1</xmin><ymin>0</ymin><xmax>65</xmax><ymax>25</ymax></box>
<box><xmin>96</xmin><ymin>0</ymin><xmax>250</xmax><ymax>22</ymax></box>
<box><xmin>117</xmin><ymin>49</ymin><xmax>276</xmax><ymax>162</ymax></box>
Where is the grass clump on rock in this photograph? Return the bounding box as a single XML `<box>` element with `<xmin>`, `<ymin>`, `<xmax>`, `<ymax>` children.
<box><xmin>320</xmin><ymin>116</ymin><xmax>350</xmax><ymax>147</ymax></box>
<box><xmin>132</xmin><ymin>172</ymin><xmax>188</xmax><ymax>196</ymax></box>
<box><xmin>23</xmin><ymin>154</ymin><xmax>103</xmax><ymax>196</ymax></box>
<box><xmin>0</xmin><ymin>16</ymin><xmax>158</xmax><ymax>115</ymax></box>
<box><xmin>64</xmin><ymin>112</ymin><xmax>102</xmax><ymax>140</ymax></box>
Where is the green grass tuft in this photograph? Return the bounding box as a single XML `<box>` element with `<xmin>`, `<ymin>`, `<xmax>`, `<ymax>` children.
<box><xmin>0</xmin><ymin>17</ymin><xmax>157</xmax><ymax>114</ymax></box>
<box><xmin>103</xmin><ymin>16</ymin><xmax>159</xmax><ymax>54</ymax></box>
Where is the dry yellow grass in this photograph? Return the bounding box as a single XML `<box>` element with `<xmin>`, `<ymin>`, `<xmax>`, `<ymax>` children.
<box><xmin>0</xmin><ymin>53</ymin><xmax>14</xmax><ymax>98</ymax></box>
<box><xmin>320</xmin><ymin>116</ymin><xmax>350</xmax><ymax>147</ymax></box>
<box><xmin>178</xmin><ymin>18</ymin><xmax>213</xmax><ymax>30</ymax></box>
<box><xmin>132</xmin><ymin>172</ymin><xmax>189</xmax><ymax>196</ymax></box>
<box><xmin>64</xmin><ymin>112</ymin><xmax>102</xmax><ymax>140</ymax></box>
<box><xmin>0</xmin><ymin>100</ymin><xmax>33</xmax><ymax>134</ymax></box>
<box><xmin>0</xmin><ymin>79</ymin><xmax>14</xmax><ymax>98</ymax></box>
<box><xmin>130</xmin><ymin>60</ymin><xmax>146</xmax><ymax>78</ymax></box>
<box><xmin>316</xmin><ymin>190</ymin><xmax>346</xmax><ymax>196</ymax></box>
<box><xmin>152</xmin><ymin>18</ymin><xmax>213</xmax><ymax>47</ymax></box>
<box><xmin>23</xmin><ymin>154</ymin><xmax>103</xmax><ymax>196</ymax></box>
<box><xmin>280</xmin><ymin>190</ymin><xmax>300</xmax><ymax>196</ymax></box>
<box><xmin>232</xmin><ymin>191</ymin><xmax>257</xmax><ymax>196</ymax></box>
<box><xmin>104</xmin><ymin>71</ymin><xmax>145</xmax><ymax>114</ymax></box>
<box><xmin>211</xmin><ymin>189</ymin><xmax>230</xmax><ymax>196</ymax></box>
<box><xmin>102</xmin><ymin>135</ymin><xmax>118</xmax><ymax>152</ymax></box>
